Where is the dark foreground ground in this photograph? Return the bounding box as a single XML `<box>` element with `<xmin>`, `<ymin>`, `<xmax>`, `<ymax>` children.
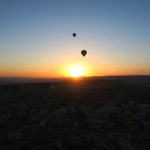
<box><xmin>0</xmin><ymin>77</ymin><xmax>150</xmax><ymax>150</ymax></box>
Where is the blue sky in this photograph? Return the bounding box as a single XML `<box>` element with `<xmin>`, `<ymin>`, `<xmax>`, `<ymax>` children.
<box><xmin>0</xmin><ymin>0</ymin><xmax>150</xmax><ymax>77</ymax></box>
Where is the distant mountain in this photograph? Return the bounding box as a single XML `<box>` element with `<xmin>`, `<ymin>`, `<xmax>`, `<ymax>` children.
<box><xmin>0</xmin><ymin>75</ymin><xmax>150</xmax><ymax>86</ymax></box>
<box><xmin>0</xmin><ymin>77</ymin><xmax>61</xmax><ymax>85</ymax></box>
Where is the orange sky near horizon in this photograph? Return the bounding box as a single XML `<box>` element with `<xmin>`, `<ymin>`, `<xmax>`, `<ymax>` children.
<box><xmin>0</xmin><ymin>45</ymin><xmax>150</xmax><ymax>78</ymax></box>
<box><xmin>0</xmin><ymin>58</ymin><xmax>149</xmax><ymax>78</ymax></box>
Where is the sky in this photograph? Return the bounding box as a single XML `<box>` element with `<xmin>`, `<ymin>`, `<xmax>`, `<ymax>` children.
<box><xmin>0</xmin><ymin>0</ymin><xmax>150</xmax><ymax>77</ymax></box>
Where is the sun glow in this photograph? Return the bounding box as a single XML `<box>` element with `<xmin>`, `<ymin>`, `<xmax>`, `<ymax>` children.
<box><xmin>69</xmin><ymin>65</ymin><xmax>84</xmax><ymax>77</ymax></box>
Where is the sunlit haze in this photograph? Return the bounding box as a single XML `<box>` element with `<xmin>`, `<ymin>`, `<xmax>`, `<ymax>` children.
<box><xmin>0</xmin><ymin>0</ymin><xmax>150</xmax><ymax>78</ymax></box>
<box><xmin>69</xmin><ymin>65</ymin><xmax>84</xmax><ymax>78</ymax></box>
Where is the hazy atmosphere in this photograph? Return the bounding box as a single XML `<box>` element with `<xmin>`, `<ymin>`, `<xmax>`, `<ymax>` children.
<box><xmin>0</xmin><ymin>0</ymin><xmax>150</xmax><ymax>77</ymax></box>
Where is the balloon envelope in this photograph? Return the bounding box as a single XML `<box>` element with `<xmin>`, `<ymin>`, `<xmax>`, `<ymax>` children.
<box><xmin>72</xmin><ymin>33</ymin><xmax>76</xmax><ymax>37</ymax></box>
<box><xmin>81</xmin><ymin>50</ymin><xmax>87</xmax><ymax>57</ymax></box>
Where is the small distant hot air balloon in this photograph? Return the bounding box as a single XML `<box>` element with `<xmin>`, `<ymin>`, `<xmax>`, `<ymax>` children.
<box><xmin>81</xmin><ymin>50</ymin><xmax>87</xmax><ymax>57</ymax></box>
<box><xmin>72</xmin><ymin>33</ymin><xmax>76</xmax><ymax>38</ymax></box>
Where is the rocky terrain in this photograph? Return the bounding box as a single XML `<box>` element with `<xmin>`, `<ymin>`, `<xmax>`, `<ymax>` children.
<box><xmin>0</xmin><ymin>78</ymin><xmax>150</xmax><ymax>150</ymax></box>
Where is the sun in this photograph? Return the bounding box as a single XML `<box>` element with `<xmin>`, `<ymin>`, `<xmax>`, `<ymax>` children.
<box><xmin>69</xmin><ymin>65</ymin><xmax>84</xmax><ymax>78</ymax></box>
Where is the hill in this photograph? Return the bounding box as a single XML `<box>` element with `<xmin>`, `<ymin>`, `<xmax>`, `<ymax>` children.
<box><xmin>0</xmin><ymin>77</ymin><xmax>150</xmax><ymax>150</ymax></box>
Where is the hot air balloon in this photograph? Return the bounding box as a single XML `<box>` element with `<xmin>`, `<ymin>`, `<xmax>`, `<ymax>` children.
<box><xmin>72</xmin><ymin>33</ymin><xmax>76</xmax><ymax>38</ymax></box>
<box><xmin>81</xmin><ymin>50</ymin><xmax>87</xmax><ymax>57</ymax></box>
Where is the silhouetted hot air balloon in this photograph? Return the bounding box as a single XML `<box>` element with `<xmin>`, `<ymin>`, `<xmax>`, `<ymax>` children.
<box><xmin>72</xmin><ymin>33</ymin><xmax>76</xmax><ymax>38</ymax></box>
<box><xmin>81</xmin><ymin>50</ymin><xmax>87</xmax><ymax>57</ymax></box>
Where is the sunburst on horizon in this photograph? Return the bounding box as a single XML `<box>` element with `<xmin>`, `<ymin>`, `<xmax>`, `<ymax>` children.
<box><xmin>68</xmin><ymin>65</ymin><xmax>84</xmax><ymax>78</ymax></box>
